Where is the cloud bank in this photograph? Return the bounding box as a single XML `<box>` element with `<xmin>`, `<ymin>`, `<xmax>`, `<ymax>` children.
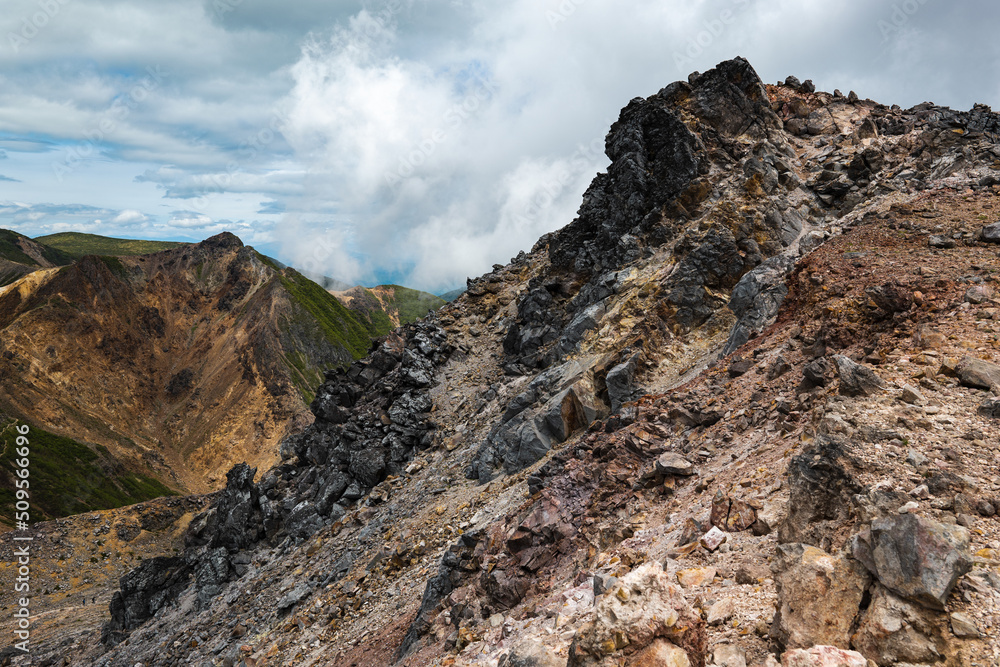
<box><xmin>1</xmin><ymin>0</ymin><xmax>999</xmax><ymax>290</ymax></box>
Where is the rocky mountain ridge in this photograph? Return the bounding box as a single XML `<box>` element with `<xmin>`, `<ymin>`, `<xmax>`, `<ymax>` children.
<box><xmin>9</xmin><ymin>57</ymin><xmax>1000</xmax><ymax>667</ymax></box>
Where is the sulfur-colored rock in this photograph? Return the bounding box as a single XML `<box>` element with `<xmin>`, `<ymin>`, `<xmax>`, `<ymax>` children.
<box><xmin>677</xmin><ymin>566</ymin><xmax>717</xmax><ymax>588</ymax></box>
<box><xmin>771</xmin><ymin>544</ymin><xmax>871</xmax><ymax>650</ymax></box>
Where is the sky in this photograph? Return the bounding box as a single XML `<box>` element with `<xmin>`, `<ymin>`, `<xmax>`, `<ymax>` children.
<box><xmin>1</xmin><ymin>0</ymin><xmax>998</xmax><ymax>292</ymax></box>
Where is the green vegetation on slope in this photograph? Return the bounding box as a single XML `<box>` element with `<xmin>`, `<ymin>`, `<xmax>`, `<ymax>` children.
<box><xmin>438</xmin><ymin>288</ymin><xmax>466</xmax><ymax>302</ymax></box>
<box><xmin>0</xmin><ymin>229</ymin><xmax>75</xmax><ymax>267</ymax></box>
<box><xmin>278</xmin><ymin>268</ymin><xmax>388</xmax><ymax>361</ymax></box>
<box><xmin>35</xmin><ymin>232</ymin><xmax>186</xmax><ymax>259</ymax></box>
<box><xmin>0</xmin><ymin>419</ymin><xmax>176</xmax><ymax>525</ymax></box>
<box><xmin>379</xmin><ymin>285</ymin><xmax>446</xmax><ymax>324</ymax></box>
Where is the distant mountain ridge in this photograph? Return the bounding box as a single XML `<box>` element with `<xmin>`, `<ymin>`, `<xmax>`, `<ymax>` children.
<box><xmin>0</xmin><ymin>229</ymin><xmax>75</xmax><ymax>287</ymax></box>
<box><xmin>34</xmin><ymin>232</ymin><xmax>187</xmax><ymax>258</ymax></box>
<box><xmin>0</xmin><ymin>232</ymin><xmax>444</xmax><ymax>500</ymax></box>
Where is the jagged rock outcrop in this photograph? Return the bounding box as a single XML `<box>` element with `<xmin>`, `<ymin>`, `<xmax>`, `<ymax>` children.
<box><xmin>722</xmin><ymin>254</ymin><xmax>797</xmax><ymax>356</ymax></box>
<box><xmin>100</xmin><ymin>319</ymin><xmax>454</xmax><ymax>646</ymax></box>
<box><xmin>504</xmin><ymin>57</ymin><xmax>795</xmax><ymax>374</ymax></box>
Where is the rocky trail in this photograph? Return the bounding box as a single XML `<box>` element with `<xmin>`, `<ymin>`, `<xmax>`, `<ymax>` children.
<box><xmin>8</xmin><ymin>58</ymin><xmax>1000</xmax><ymax>667</ymax></box>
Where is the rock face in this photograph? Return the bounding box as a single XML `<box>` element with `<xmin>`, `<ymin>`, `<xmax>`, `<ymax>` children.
<box><xmin>722</xmin><ymin>254</ymin><xmax>797</xmax><ymax>356</ymax></box>
<box><xmin>102</xmin><ymin>319</ymin><xmax>454</xmax><ymax>647</ymax></box>
<box><xmin>505</xmin><ymin>56</ymin><xmax>794</xmax><ymax>377</ymax></box>
<box><xmin>82</xmin><ymin>57</ymin><xmax>1000</xmax><ymax>667</ymax></box>
<box><xmin>102</xmin><ymin>556</ymin><xmax>190</xmax><ymax>646</ymax></box>
<box><xmin>466</xmin><ymin>358</ymin><xmax>609</xmax><ymax>481</ymax></box>
<box><xmin>770</xmin><ymin>544</ymin><xmax>870</xmax><ymax>650</ymax></box>
<box><xmin>852</xmin><ymin>514</ymin><xmax>972</xmax><ymax>609</ymax></box>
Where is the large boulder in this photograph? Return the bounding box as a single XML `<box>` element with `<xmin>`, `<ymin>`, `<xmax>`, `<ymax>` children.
<box><xmin>779</xmin><ymin>437</ymin><xmax>861</xmax><ymax>546</ymax></box>
<box><xmin>850</xmin><ymin>585</ymin><xmax>948</xmax><ymax>665</ymax></box>
<box><xmin>567</xmin><ymin>562</ymin><xmax>704</xmax><ymax>666</ymax></box>
<box><xmin>955</xmin><ymin>355</ymin><xmax>1000</xmax><ymax>390</ymax></box>
<box><xmin>852</xmin><ymin>514</ymin><xmax>971</xmax><ymax>609</ymax></box>
<box><xmin>771</xmin><ymin>544</ymin><xmax>871</xmax><ymax>650</ymax></box>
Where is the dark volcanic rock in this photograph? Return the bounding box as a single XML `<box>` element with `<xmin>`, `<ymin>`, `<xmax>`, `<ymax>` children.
<box><xmin>852</xmin><ymin>514</ymin><xmax>972</xmax><ymax>610</ymax></box>
<box><xmin>209</xmin><ymin>463</ymin><xmax>261</xmax><ymax>552</ymax></box>
<box><xmin>722</xmin><ymin>254</ymin><xmax>796</xmax><ymax>356</ymax></box>
<box><xmin>865</xmin><ymin>282</ymin><xmax>913</xmax><ymax>314</ymax></box>
<box><xmin>982</xmin><ymin>221</ymin><xmax>1000</xmax><ymax>243</ymax></box>
<box><xmin>833</xmin><ymin>354</ymin><xmax>886</xmax><ymax>397</ymax></box>
<box><xmin>102</xmin><ymin>319</ymin><xmax>454</xmax><ymax>646</ymax></box>
<box><xmin>102</xmin><ymin>556</ymin><xmax>192</xmax><ymax>646</ymax></box>
<box><xmin>398</xmin><ymin>532</ymin><xmax>481</xmax><ymax>659</ymax></box>
<box><xmin>505</xmin><ymin>57</ymin><xmax>788</xmax><ymax>371</ymax></box>
<box><xmin>779</xmin><ymin>436</ymin><xmax>862</xmax><ymax>546</ymax></box>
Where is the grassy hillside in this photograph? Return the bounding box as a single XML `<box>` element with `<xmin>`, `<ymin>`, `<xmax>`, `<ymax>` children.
<box><xmin>0</xmin><ymin>229</ymin><xmax>75</xmax><ymax>267</ymax></box>
<box><xmin>377</xmin><ymin>285</ymin><xmax>446</xmax><ymax>324</ymax></box>
<box><xmin>277</xmin><ymin>268</ymin><xmax>387</xmax><ymax>360</ymax></box>
<box><xmin>0</xmin><ymin>419</ymin><xmax>176</xmax><ymax>525</ymax></box>
<box><xmin>438</xmin><ymin>288</ymin><xmax>465</xmax><ymax>302</ymax></box>
<box><xmin>35</xmin><ymin>232</ymin><xmax>186</xmax><ymax>258</ymax></box>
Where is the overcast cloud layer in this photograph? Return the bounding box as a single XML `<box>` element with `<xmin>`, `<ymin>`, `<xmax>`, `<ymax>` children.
<box><xmin>1</xmin><ymin>0</ymin><xmax>998</xmax><ymax>291</ymax></box>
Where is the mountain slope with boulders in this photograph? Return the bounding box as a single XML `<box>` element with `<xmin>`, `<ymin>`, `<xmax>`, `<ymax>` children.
<box><xmin>12</xmin><ymin>58</ymin><xmax>1000</xmax><ymax>666</ymax></box>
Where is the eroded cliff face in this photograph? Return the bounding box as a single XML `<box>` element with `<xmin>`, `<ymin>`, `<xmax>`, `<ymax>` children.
<box><xmin>20</xmin><ymin>57</ymin><xmax>1000</xmax><ymax>667</ymax></box>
